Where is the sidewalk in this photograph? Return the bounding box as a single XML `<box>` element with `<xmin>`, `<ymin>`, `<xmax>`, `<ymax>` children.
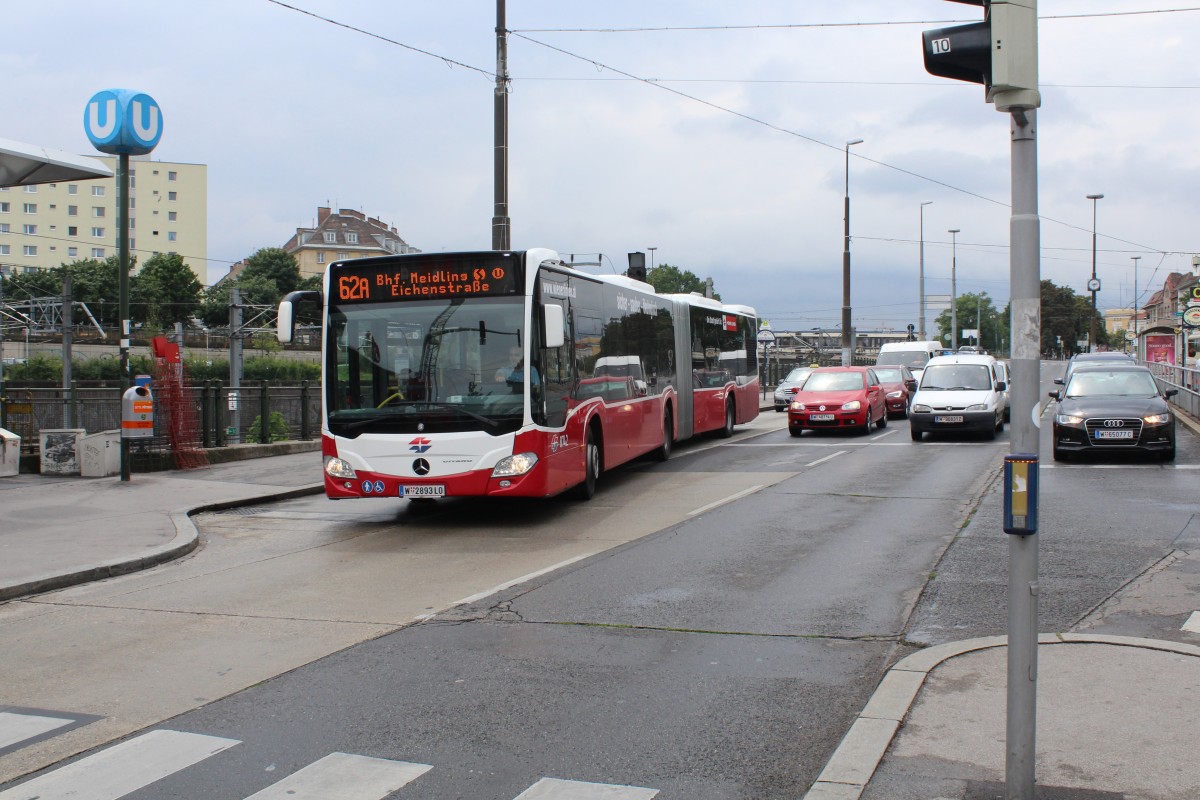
<box><xmin>0</xmin><ymin>445</ymin><xmax>323</xmax><ymax>602</ymax></box>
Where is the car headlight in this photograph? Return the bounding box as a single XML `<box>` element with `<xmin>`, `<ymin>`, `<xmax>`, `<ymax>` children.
<box><xmin>1143</xmin><ymin>413</ymin><xmax>1171</xmax><ymax>424</ymax></box>
<box><xmin>886</xmin><ymin>390</ymin><xmax>904</xmax><ymax>398</ymax></box>
<box><xmin>324</xmin><ymin>456</ymin><xmax>357</xmax><ymax>479</ymax></box>
<box><xmin>790</xmin><ymin>401</ymin><xmax>804</xmax><ymax>410</ymax></box>
<box><xmin>1055</xmin><ymin>414</ymin><xmax>1084</xmax><ymax>425</ymax></box>
<box><xmin>912</xmin><ymin>404</ymin><xmax>931</xmax><ymax>413</ymax></box>
<box><xmin>492</xmin><ymin>452</ymin><xmax>538</xmax><ymax>477</ymax></box>
<box><xmin>965</xmin><ymin>403</ymin><xmax>987</xmax><ymax>411</ymax></box>
<box><xmin>841</xmin><ymin>400</ymin><xmax>861</xmax><ymax>411</ymax></box>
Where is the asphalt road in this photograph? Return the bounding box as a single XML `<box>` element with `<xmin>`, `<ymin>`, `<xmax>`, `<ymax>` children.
<box><xmin>3</xmin><ymin>362</ymin><xmax>1197</xmax><ymax>799</ymax></box>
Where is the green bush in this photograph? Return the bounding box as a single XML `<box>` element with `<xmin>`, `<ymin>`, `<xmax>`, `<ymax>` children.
<box><xmin>3</xmin><ymin>354</ymin><xmax>318</xmax><ymax>384</ymax></box>
<box><xmin>248</xmin><ymin>411</ymin><xmax>290</xmax><ymax>442</ymax></box>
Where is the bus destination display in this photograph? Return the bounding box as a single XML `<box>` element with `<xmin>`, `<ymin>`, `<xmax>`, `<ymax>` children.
<box><xmin>333</xmin><ymin>258</ymin><xmax>519</xmax><ymax>303</ymax></box>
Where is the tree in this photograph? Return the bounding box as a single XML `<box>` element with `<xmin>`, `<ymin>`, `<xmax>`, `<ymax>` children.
<box><xmin>63</xmin><ymin>257</ymin><xmax>123</xmax><ymax>331</ymax></box>
<box><xmin>646</xmin><ymin>263</ymin><xmax>720</xmax><ymax>300</ymax></box>
<box><xmin>133</xmin><ymin>253</ymin><xmax>203</xmax><ymax>327</ymax></box>
<box><xmin>240</xmin><ymin>247</ymin><xmax>302</xmax><ymax>297</ymax></box>
<box><xmin>934</xmin><ymin>291</ymin><xmax>1001</xmax><ymax>351</ymax></box>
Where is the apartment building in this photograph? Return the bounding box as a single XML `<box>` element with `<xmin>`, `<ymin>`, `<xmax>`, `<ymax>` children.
<box><xmin>0</xmin><ymin>155</ymin><xmax>207</xmax><ymax>280</ymax></box>
<box><xmin>283</xmin><ymin>206</ymin><xmax>418</xmax><ymax>278</ymax></box>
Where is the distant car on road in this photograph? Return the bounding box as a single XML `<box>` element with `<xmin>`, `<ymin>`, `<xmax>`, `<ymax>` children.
<box><xmin>773</xmin><ymin>365</ymin><xmax>816</xmax><ymax>412</ymax></box>
<box><xmin>908</xmin><ymin>353</ymin><xmax>1007</xmax><ymax>441</ymax></box>
<box><xmin>787</xmin><ymin>366</ymin><xmax>887</xmax><ymax>436</ymax></box>
<box><xmin>1049</xmin><ymin>363</ymin><xmax>1176</xmax><ymax>462</ymax></box>
<box><xmin>870</xmin><ymin>365</ymin><xmax>918</xmax><ymax>418</ymax></box>
<box><xmin>1057</xmin><ymin>351</ymin><xmax>1134</xmax><ymax>387</ymax></box>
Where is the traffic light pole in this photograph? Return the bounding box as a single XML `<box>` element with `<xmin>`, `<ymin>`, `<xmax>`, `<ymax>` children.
<box><xmin>1007</xmin><ymin>107</ymin><xmax>1041</xmax><ymax>800</ymax></box>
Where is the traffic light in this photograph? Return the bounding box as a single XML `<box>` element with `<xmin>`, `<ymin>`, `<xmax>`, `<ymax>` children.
<box><xmin>922</xmin><ymin>0</ymin><xmax>1040</xmax><ymax>111</ymax></box>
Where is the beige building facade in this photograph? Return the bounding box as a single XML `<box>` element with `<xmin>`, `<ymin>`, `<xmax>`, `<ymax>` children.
<box><xmin>283</xmin><ymin>206</ymin><xmax>418</xmax><ymax>279</ymax></box>
<box><xmin>0</xmin><ymin>155</ymin><xmax>207</xmax><ymax>281</ymax></box>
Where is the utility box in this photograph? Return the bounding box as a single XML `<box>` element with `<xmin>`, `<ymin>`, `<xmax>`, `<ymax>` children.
<box><xmin>39</xmin><ymin>428</ymin><xmax>86</xmax><ymax>476</ymax></box>
<box><xmin>0</xmin><ymin>428</ymin><xmax>19</xmax><ymax>477</ymax></box>
<box><xmin>81</xmin><ymin>430</ymin><xmax>121</xmax><ymax>478</ymax></box>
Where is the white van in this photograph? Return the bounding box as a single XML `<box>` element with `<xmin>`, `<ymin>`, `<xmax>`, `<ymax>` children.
<box><xmin>875</xmin><ymin>341</ymin><xmax>943</xmax><ymax>382</ymax></box>
<box><xmin>909</xmin><ymin>353</ymin><xmax>1007</xmax><ymax>440</ymax></box>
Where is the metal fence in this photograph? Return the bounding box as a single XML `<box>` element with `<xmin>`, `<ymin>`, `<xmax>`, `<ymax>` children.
<box><xmin>1148</xmin><ymin>362</ymin><xmax>1200</xmax><ymax>421</ymax></box>
<box><xmin>0</xmin><ymin>381</ymin><xmax>321</xmax><ymax>456</ymax></box>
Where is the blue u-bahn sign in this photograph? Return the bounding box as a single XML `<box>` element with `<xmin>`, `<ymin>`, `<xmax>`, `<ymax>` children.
<box><xmin>83</xmin><ymin>89</ymin><xmax>163</xmax><ymax>155</ymax></box>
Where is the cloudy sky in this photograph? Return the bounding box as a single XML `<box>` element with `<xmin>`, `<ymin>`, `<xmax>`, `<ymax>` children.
<box><xmin>7</xmin><ymin>1</ymin><xmax>1198</xmax><ymax>335</ymax></box>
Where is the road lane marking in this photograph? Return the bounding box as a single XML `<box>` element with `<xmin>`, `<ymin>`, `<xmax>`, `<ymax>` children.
<box><xmin>1182</xmin><ymin>612</ymin><xmax>1200</xmax><ymax>634</ymax></box>
<box><xmin>0</xmin><ymin>712</ymin><xmax>74</xmax><ymax>751</ymax></box>
<box><xmin>244</xmin><ymin>752</ymin><xmax>431</xmax><ymax>799</ymax></box>
<box><xmin>686</xmin><ymin>485</ymin><xmax>765</xmax><ymax>517</ymax></box>
<box><xmin>514</xmin><ymin>777</ymin><xmax>658</xmax><ymax>799</ymax></box>
<box><xmin>871</xmin><ymin>429</ymin><xmax>897</xmax><ymax>442</ymax></box>
<box><xmin>806</xmin><ymin>450</ymin><xmax>848</xmax><ymax>467</ymax></box>
<box><xmin>447</xmin><ymin>554</ymin><xmax>595</xmax><ymax>610</ymax></box>
<box><xmin>0</xmin><ymin>729</ymin><xmax>239</xmax><ymax>800</ymax></box>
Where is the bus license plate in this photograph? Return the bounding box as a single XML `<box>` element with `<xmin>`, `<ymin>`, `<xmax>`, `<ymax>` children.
<box><xmin>935</xmin><ymin>415</ymin><xmax>964</xmax><ymax>424</ymax></box>
<box><xmin>810</xmin><ymin>414</ymin><xmax>835</xmax><ymax>421</ymax></box>
<box><xmin>1094</xmin><ymin>430</ymin><xmax>1133</xmax><ymax>440</ymax></box>
<box><xmin>399</xmin><ymin>485</ymin><xmax>445</xmax><ymax>498</ymax></box>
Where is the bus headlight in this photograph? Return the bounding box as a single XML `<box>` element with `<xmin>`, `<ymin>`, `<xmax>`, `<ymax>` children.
<box><xmin>492</xmin><ymin>452</ymin><xmax>539</xmax><ymax>477</ymax></box>
<box><xmin>324</xmin><ymin>456</ymin><xmax>357</xmax><ymax>479</ymax></box>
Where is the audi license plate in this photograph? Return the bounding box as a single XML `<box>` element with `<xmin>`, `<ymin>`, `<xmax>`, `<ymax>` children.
<box><xmin>935</xmin><ymin>415</ymin><xmax>964</xmax><ymax>424</ymax></box>
<box><xmin>1094</xmin><ymin>430</ymin><xmax>1134</xmax><ymax>440</ymax></box>
<box><xmin>399</xmin><ymin>485</ymin><xmax>445</xmax><ymax>497</ymax></box>
<box><xmin>810</xmin><ymin>414</ymin><xmax>835</xmax><ymax>421</ymax></box>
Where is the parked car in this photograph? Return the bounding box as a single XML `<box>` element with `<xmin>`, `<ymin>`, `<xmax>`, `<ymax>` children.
<box><xmin>1049</xmin><ymin>364</ymin><xmax>1176</xmax><ymax>462</ymax></box>
<box><xmin>994</xmin><ymin>360</ymin><xmax>1012</xmax><ymax>422</ymax></box>
<box><xmin>787</xmin><ymin>366</ymin><xmax>887</xmax><ymax>436</ymax></box>
<box><xmin>908</xmin><ymin>353</ymin><xmax>1007</xmax><ymax>441</ymax></box>
<box><xmin>773</xmin><ymin>365</ymin><xmax>816</xmax><ymax>412</ymax></box>
<box><xmin>871</xmin><ymin>365</ymin><xmax>918</xmax><ymax>418</ymax></box>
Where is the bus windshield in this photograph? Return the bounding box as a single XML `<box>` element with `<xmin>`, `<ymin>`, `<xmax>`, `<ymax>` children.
<box><xmin>327</xmin><ymin>295</ymin><xmax>529</xmax><ymax>437</ymax></box>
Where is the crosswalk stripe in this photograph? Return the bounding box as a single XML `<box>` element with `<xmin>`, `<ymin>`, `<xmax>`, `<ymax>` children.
<box><xmin>0</xmin><ymin>729</ymin><xmax>239</xmax><ymax>800</ymax></box>
<box><xmin>243</xmin><ymin>752</ymin><xmax>431</xmax><ymax>799</ymax></box>
<box><xmin>0</xmin><ymin>712</ymin><xmax>74</xmax><ymax>751</ymax></box>
<box><xmin>513</xmin><ymin>777</ymin><xmax>659</xmax><ymax>800</ymax></box>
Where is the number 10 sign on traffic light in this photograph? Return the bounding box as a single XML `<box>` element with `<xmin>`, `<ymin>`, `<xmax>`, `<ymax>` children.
<box><xmin>922</xmin><ymin>0</ymin><xmax>1040</xmax><ymax>112</ymax></box>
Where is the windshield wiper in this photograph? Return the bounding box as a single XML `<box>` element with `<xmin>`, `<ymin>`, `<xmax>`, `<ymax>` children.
<box><xmin>402</xmin><ymin>401</ymin><xmax>504</xmax><ymax>429</ymax></box>
<box><xmin>334</xmin><ymin>401</ymin><xmax>503</xmax><ymax>431</ymax></box>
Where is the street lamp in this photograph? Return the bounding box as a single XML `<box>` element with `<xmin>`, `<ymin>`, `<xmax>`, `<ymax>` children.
<box><xmin>1131</xmin><ymin>255</ymin><xmax>1140</xmax><ymax>357</ymax></box>
<box><xmin>647</xmin><ymin>246</ymin><xmax>657</xmax><ymax>272</ymax></box>
<box><xmin>1087</xmin><ymin>193</ymin><xmax>1104</xmax><ymax>352</ymax></box>
<box><xmin>948</xmin><ymin>228</ymin><xmax>960</xmax><ymax>351</ymax></box>
<box><xmin>842</xmin><ymin>137</ymin><xmax>864</xmax><ymax>366</ymax></box>
<box><xmin>919</xmin><ymin>201</ymin><xmax>932</xmax><ymax>340</ymax></box>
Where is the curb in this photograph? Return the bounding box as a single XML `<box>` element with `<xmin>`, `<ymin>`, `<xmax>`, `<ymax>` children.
<box><xmin>0</xmin><ymin>483</ymin><xmax>324</xmax><ymax>602</ymax></box>
<box><xmin>802</xmin><ymin>634</ymin><xmax>1200</xmax><ymax>799</ymax></box>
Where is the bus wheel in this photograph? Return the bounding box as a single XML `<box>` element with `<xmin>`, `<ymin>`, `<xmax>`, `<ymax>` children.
<box><xmin>653</xmin><ymin>408</ymin><xmax>673</xmax><ymax>462</ymax></box>
<box><xmin>572</xmin><ymin>427</ymin><xmax>601</xmax><ymax>500</ymax></box>
<box><xmin>719</xmin><ymin>400</ymin><xmax>735</xmax><ymax>438</ymax></box>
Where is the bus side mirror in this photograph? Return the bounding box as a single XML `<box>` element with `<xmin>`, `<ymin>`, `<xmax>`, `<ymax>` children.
<box><xmin>277</xmin><ymin>290</ymin><xmax>322</xmax><ymax>344</ymax></box>
<box><xmin>544</xmin><ymin>304</ymin><xmax>565</xmax><ymax>349</ymax></box>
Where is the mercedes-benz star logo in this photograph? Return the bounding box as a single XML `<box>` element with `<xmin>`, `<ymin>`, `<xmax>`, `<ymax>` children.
<box><xmin>413</xmin><ymin>458</ymin><xmax>431</xmax><ymax>476</ymax></box>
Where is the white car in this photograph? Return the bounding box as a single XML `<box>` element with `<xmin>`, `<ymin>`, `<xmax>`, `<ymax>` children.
<box><xmin>909</xmin><ymin>353</ymin><xmax>1007</xmax><ymax>441</ymax></box>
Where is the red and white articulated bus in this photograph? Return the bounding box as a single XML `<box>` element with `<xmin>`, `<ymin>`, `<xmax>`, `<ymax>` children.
<box><xmin>277</xmin><ymin>248</ymin><xmax>759</xmax><ymax>501</ymax></box>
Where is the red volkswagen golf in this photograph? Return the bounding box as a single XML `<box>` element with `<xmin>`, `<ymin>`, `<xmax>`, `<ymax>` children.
<box><xmin>787</xmin><ymin>366</ymin><xmax>888</xmax><ymax>436</ymax></box>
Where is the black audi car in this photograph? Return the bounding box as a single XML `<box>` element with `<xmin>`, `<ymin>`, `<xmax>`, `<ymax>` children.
<box><xmin>1049</xmin><ymin>364</ymin><xmax>1177</xmax><ymax>461</ymax></box>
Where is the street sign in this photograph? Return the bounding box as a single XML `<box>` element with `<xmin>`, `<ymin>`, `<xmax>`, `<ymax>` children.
<box><xmin>1124</xmin><ymin>330</ymin><xmax>1137</xmax><ymax>342</ymax></box>
<box><xmin>84</xmin><ymin>89</ymin><xmax>163</xmax><ymax>155</ymax></box>
<box><xmin>1183</xmin><ymin>306</ymin><xmax>1200</xmax><ymax>327</ymax></box>
<box><xmin>756</xmin><ymin>329</ymin><xmax>776</xmax><ymax>344</ymax></box>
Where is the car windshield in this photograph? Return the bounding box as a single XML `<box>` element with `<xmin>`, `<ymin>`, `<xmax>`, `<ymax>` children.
<box><xmin>872</xmin><ymin>368</ymin><xmax>903</xmax><ymax>382</ymax></box>
<box><xmin>803</xmin><ymin>372</ymin><xmax>865</xmax><ymax>392</ymax></box>
<box><xmin>876</xmin><ymin>351</ymin><xmax>929</xmax><ymax>368</ymax></box>
<box><xmin>1065</xmin><ymin>370</ymin><xmax>1159</xmax><ymax>398</ymax></box>
<box><xmin>782</xmin><ymin>368</ymin><xmax>812</xmax><ymax>383</ymax></box>
<box><xmin>920</xmin><ymin>364</ymin><xmax>992</xmax><ymax>390</ymax></box>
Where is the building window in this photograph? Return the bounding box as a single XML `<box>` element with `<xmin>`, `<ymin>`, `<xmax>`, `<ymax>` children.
<box><xmin>92</xmin><ymin>186</ymin><xmax>105</xmax><ymax>196</ymax></box>
<box><xmin>23</xmin><ymin>224</ymin><xmax>36</xmax><ymax>235</ymax></box>
<box><xmin>345</xmin><ymin>232</ymin><xmax>359</xmax><ymax>244</ymax></box>
<box><xmin>317</xmin><ymin>251</ymin><xmax>326</xmax><ymax>263</ymax></box>
<box><xmin>23</xmin><ymin>203</ymin><xmax>36</xmax><ymax>213</ymax></box>
<box><xmin>68</xmin><ymin>226</ymin><xmax>78</xmax><ymax>236</ymax></box>
<box><xmin>323</xmin><ymin>231</ymin><xmax>336</xmax><ymax>243</ymax></box>
<box><xmin>168</xmin><ymin>211</ymin><xmax>177</xmax><ymax>221</ymax></box>
<box><xmin>92</xmin><ymin>227</ymin><xmax>105</xmax><ymax>238</ymax></box>
<box><xmin>68</xmin><ymin>205</ymin><xmax>78</xmax><ymax>216</ymax></box>
<box><xmin>0</xmin><ymin>202</ymin><xmax>8</xmax><ymax>212</ymax></box>
<box><xmin>93</xmin><ymin>207</ymin><xmax>105</xmax><ymax>218</ymax></box>
<box><xmin>91</xmin><ymin>248</ymin><xmax>105</xmax><ymax>258</ymax></box>
<box><xmin>68</xmin><ymin>185</ymin><xmax>78</xmax><ymax>195</ymax></box>
<box><xmin>23</xmin><ymin>185</ymin><xmax>36</xmax><ymax>193</ymax></box>
<box><xmin>336</xmin><ymin>252</ymin><xmax>347</xmax><ymax>261</ymax></box>
<box><xmin>68</xmin><ymin>247</ymin><xmax>77</xmax><ymax>257</ymax></box>
<box><xmin>0</xmin><ymin>245</ymin><xmax>8</xmax><ymax>255</ymax></box>
<box><xmin>168</xmin><ymin>191</ymin><xmax>177</xmax><ymax>201</ymax></box>
<box><xmin>167</xmin><ymin>231</ymin><xmax>177</xmax><ymax>242</ymax></box>
<box><xmin>23</xmin><ymin>245</ymin><xmax>37</xmax><ymax>256</ymax></box>
<box><xmin>168</xmin><ymin>171</ymin><xmax>177</xmax><ymax>181</ymax></box>
<box><xmin>0</xmin><ymin>223</ymin><xmax>8</xmax><ymax>233</ymax></box>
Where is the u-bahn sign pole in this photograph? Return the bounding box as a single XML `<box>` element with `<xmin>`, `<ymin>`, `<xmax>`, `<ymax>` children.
<box><xmin>84</xmin><ymin>89</ymin><xmax>163</xmax><ymax>481</ymax></box>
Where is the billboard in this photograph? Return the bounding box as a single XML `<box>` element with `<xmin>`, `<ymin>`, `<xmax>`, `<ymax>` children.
<box><xmin>1145</xmin><ymin>333</ymin><xmax>1176</xmax><ymax>366</ymax></box>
